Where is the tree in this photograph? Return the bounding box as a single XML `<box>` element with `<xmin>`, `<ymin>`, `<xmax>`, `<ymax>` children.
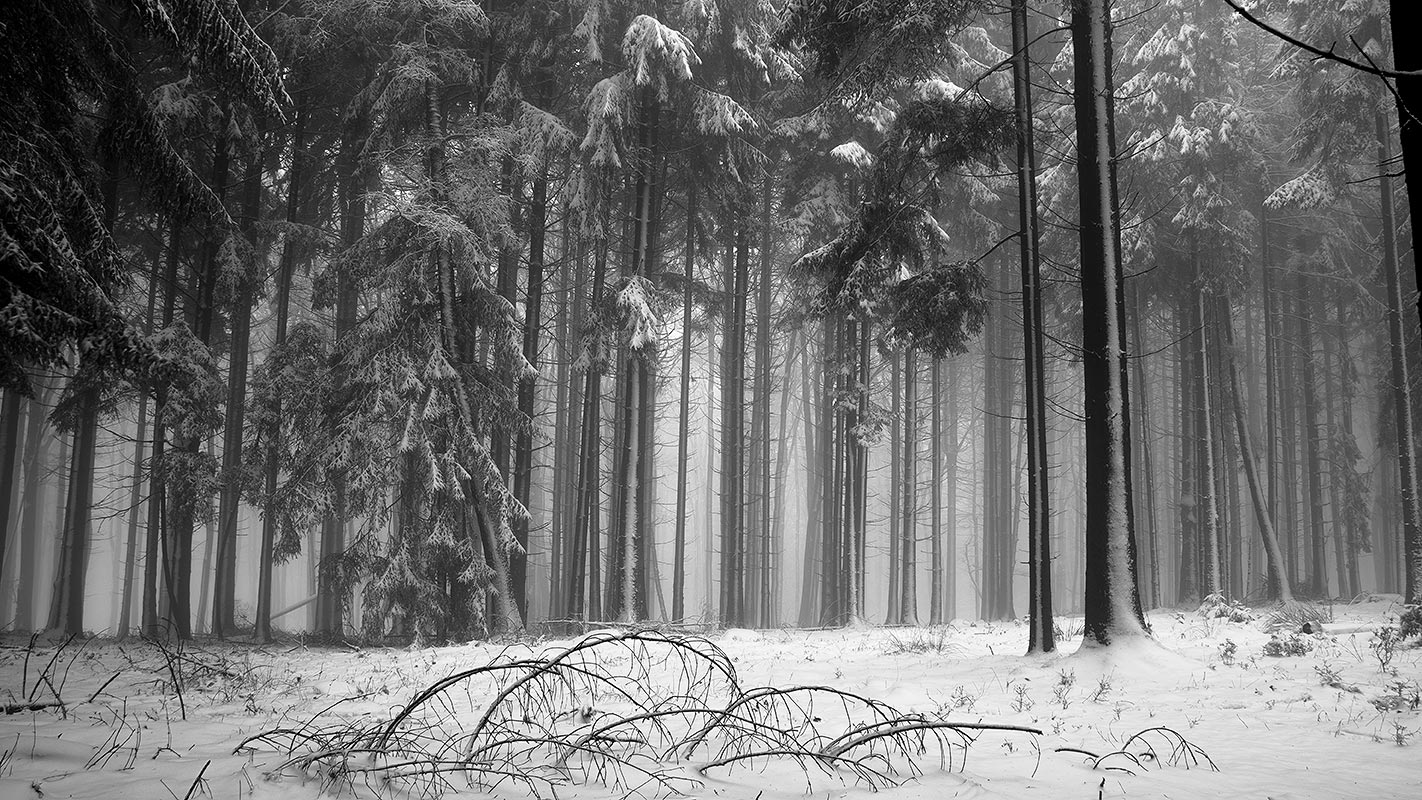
<box><xmin>1011</xmin><ymin>0</ymin><xmax>1054</xmax><ymax>653</ymax></box>
<box><xmin>1071</xmin><ymin>0</ymin><xmax>1149</xmax><ymax>646</ymax></box>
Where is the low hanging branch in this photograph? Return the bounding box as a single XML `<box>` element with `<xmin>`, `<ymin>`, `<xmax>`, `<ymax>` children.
<box><xmin>244</xmin><ymin>629</ymin><xmax>1046</xmax><ymax>799</ymax></box>
<box><xmin>1220</xmin><ymin>0</ymin><xmax>1419</xmax><ymax>79</ymax></box>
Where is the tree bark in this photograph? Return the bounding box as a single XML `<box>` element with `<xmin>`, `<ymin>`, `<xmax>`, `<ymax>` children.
<box><xmin>254</xmin><ymin>106</ymin><xmax>307</xmax><ymax>643</ymax></box>
<box><xmin>1013</xmin><ymin>0</ymin><xmax>1053</xmax><ymax>652</ymax></box>
<box><xmin>899</xmin><ymin>350</ymin><xmax>919</xmax><ymax>626</ymax></box>
<box><xmin>1387</xmin><ymin>1</ymin><xmax>1422</xmax><ymax>332</ymax></box>
<box><xmin>1216</xmin><ymin>295</ymin><xmax>1293</xmax><ymax>603</ymax></box>
<box><xmin>673</xmin><ymin>188</ymin><xmax>696</xmax><ymax>622</ymax></box>
<box><xmin>1072</xmin><ymin>0</ymin><xmax>1148</xmax><ymax>644</ymax></box>
<box><xmin>1377</xmin><ymin>112</ymin><xmax>1422</xmax><ymax>603</ymax></box>
<box><xmin>0</xmin><ymin>392</ymin><xmax>20</xmax><ymax>582</ymax></box>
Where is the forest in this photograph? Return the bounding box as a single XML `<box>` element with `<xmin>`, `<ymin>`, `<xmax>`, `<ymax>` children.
<box><xmin>1</xmin><ymin>1</ymin><xmax>1420</xmax><ymax>798</ymax></box>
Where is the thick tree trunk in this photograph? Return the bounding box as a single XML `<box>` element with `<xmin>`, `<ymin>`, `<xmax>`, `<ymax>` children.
<box><xmin>1377</xmin><ymin>112</ymin><xmax>1422</xmax><ymax>603</ymax></box>
<box><xmin>1387</xmin><ymin>1</ymin><xmax>1422</xmax><ymax>332</ymax></box>
<box><xmin>1072</xmin><ymin>0</ymin><xmax>1147</xmax><ymax>644</ymax></box>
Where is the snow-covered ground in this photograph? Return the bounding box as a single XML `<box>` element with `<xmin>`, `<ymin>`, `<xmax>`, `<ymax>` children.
<box><xmin>2</xmin><ymin>598</ymin><xmax>1418</xmax><ymax>800</ymax></box>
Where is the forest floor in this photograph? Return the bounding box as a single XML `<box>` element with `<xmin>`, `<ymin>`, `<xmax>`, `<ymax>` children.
<box><xmin>1</xmin><ymin>597</ymin><xmax>1418</xmax><ymax>800</ymax></box>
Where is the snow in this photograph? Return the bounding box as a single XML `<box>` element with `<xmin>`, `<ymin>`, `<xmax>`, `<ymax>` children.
<box><xmin>2</xmin><ymin>599</ymin><xmax>1418</xmax><ymax>799</ymax></box>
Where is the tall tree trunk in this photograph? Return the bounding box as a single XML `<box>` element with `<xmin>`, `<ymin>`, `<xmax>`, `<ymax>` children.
<box><xmin>1195</xmin><ymin>284</ymin><xmax>1221</xmax><ymax>599</ymax></box>
<box><xmin>212</xmin><ymin>138</ymin><xmax>263</xmax><ymax>638</ymax></box>
<box><xmin>1013</xmin><ymin>0</ymin><xmax>1053</xmax><ymax>651</ymax></box>
<box><xmin>929</xmin><ymin>358</ymin><xmax>944</xmax><ymax>625</ymax></box>
<box><xmin>552</xmin><ymin>229</ymin><xmax>586</xmax><ymax>620</ymax></box>
<box><xmin>1377</xmin><ymin>112</ymin><xmax>1422</xmax><ymax>603</ymax></box>
<box><xmin>164</xmin><ymin>126</ymin><xmax>231</xmax><ymax>639</ymax></box>
<box><xmin>49</xmin><ymin>392</ymin><xmax>97</xmax><ymax>634</ymax></box>
<box><xmin>511</xmin><ymin>172</ymin><xmax>547</xmax><ymax>621</ymax></box>
<box><xmin>1072</xmin><ymin>0</ymin><xmax>1147</xmax><ymax>644</ymax></box>
<box><xmin>945</xmin><ymin>361</ymin><xmax>959</xmax><ymax>620</ymax></box>
<box><xmin>1216</xmin><ymin>294</ymin><xmax>1294</xmax><ymax>603</ymax></box>
<box><xmin>11</xmin><ymin>389</ymin><xmax>50</xmax><ymax>630</ymax></box>
<box><xmin>0</xmin><ymin>392</ymin><xmax>20</xmax><ymax>582</ymax></box>
<box><xmin>255</xmin><ymin>106</ymin><xmax>307</xmax><ymax>643</ymax></box>
<box><xmin>1387</xmin><ymin>1</ymin><xmax>1422</xmax><ymax>331</ymax></box>
<box><xmin>1278</xmin><ymin>273</ymin><xmax>1302</xmax><ymax>588</ymax></box>
<box><xmin>900</xmin><ymin>350</ymin><xmax>919</xmax><ymax>626</ymax></box>
<box><xmin>755</xmin><ymin>174</ymin><xmax>775</xmax><ymax>628</ymax></box>
<box><xmin>30</xmin><ymin>430</ymin><xmax>68</xmax><ymax>628</ymax></box>
<box><xmin>673</xmin><ymin>188</ymin><xmax>696</xmax><ymax>622</ymax></box>
<box><xmin>720</xmin><ymin>222</ymin><xmax>749</xmax><ymax>625</ymax></box>
<box><xmin>143</xmin><ymin>216</ymin><xmax>183</xmax><ymax>637</ymax></box>
<box><xmin>852</xmin><ymin>318</ymin><xmax>871</xmax><ymax>621</ymax></box>
<box><xmin>888</xmin><ymin>353</ymin><xmax>902</xmax><ymax>624</ymax></box>
<box><xmin>1177</xmin><ymin>302</ymin><xmax>1198</xmax><ymax>603</ymax></box>
<box><xmin>1130</xmin><ymin>283</ymin><xmax>1159</xmax><ymax>608</ymax></box>
<box><xmin>798</xmin><ymin>326</ymin><xmax>824</xmax><ymax>627</ymax></box>
<box><xmin>820</xmin><ymin>315</ymin><xmax>842</xmax><ymax>624</ymax></box>
<box><xmin>569</xmin><ymin>219</ymin><xmax>610</xmax><ymax>620</ymax></box>
<box><xmin>1296</xmin><ymin>273</ymin><xmax>1329</xmax><ymax>597</ymax></box>
<box><xmin>1331</xmin><ymin>296</ymin><xmax>1365</xmax><ymax>598</ymax></box>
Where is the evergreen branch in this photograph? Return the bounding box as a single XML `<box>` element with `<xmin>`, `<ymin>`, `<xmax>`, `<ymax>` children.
<box><xmin>1221</xmin><ymin>0</ymin><xmax>1419</xmax><ymax>78</ymax></box>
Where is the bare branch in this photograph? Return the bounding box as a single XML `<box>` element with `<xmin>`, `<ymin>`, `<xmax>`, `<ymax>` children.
<box><xmin>1221</xmin><ymin>0</ymin><xmax>1420</xmax><ymax>79</ymax></box>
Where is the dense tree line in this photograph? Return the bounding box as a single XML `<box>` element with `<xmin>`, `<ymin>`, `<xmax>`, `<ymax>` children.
<box><xmin>0</xmin><ymin>0</ymin><xmax>1417</xmax><ymax>646</ymax></box>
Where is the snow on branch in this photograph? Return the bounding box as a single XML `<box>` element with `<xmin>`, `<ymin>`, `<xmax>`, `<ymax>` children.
<box><xmin>623</xmin><ymin>14</ymin><xmax>700</xmax><ymax>97</ymax></box>
<box><xmin>692</xmin><ymin>87</ymin><xmax>756</xmax><ymax>135</ymax></box>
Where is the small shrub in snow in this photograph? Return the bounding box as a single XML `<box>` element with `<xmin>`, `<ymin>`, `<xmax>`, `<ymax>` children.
<box><xmin>1012</xmin><ymin>684</ymin><xmax>1034</xmax><ymax>713</ymax></box>
<box><xmin>1218</xmin><ymin>639</ymin><xmax>1238</xmax><ymax>665</ymax></box>
<box><xmin>1199</xmin><ymin>592</ymin><xmax>1255</xmax><ymax>623</ymax></box>
<box><xmin>1089</xmin><ymin>676</ymin><xmax>1113</xmax><ymax>703</ymax></box>
<box><xmin>1262</xmin><ymin>633</ymin><xmax>1314</xmax><ymax>657</ymax></box>
<box><xmin>1314</xmin><ymin>661</ymin><xmax>1360</xmax><ymax>693</ymax></box>
<box><xmin>884</xmin><ymin>628</ymin><xmax>959</xmax><ymax>655</ymax></box>
<box><xmin>1390</xmin><ymin>722</ymin><xmax>1415</xmax><ymax>747</ymax></box>
<box><xmin>1053</xmin><ymin>671</ymin><xmax>1075</xmax><ymax>709</ymax></box>
<box><xmin>949</xmin><ymin>685</ymin><xmax>978</xmax><ymax>712</ymax></box>
<box><xmin>1371</xmin><ymin>680</ymin><xmax>1421</xmax><ymax>713</ymax></box>
<box><xmin>1372</xmin><ymin>626</ymin><xmax>1404</xmax><ymax>670</ymax></box>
